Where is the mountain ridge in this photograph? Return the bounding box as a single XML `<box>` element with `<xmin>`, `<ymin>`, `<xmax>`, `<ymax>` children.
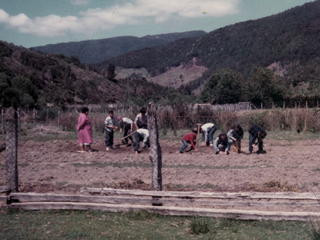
<box><xmin>31</xmin><ymin>30</ymin><xmax>207</xmax><ymax>64</ymax></box>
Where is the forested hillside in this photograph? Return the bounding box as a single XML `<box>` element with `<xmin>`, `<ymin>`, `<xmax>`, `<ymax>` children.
<box><xmin>96</xmin><ymin>0</ymin><xmax>320</xmax><ymax>104</ymax></box>
<box><xmin>0</xmin><ymin>41</ymin><xmax>184</xmax><ymax>109</ymax></box>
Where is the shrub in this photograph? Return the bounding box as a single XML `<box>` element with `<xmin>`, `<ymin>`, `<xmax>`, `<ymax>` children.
<box><xmin>189</xmin><ymin>217</ymin><xmax>210</xmax><ymax>234</ymax></box>
<box><xmin>38</xmin><ymin>109</ymin><xmax>58</xmax><ymax>121</ymax></box>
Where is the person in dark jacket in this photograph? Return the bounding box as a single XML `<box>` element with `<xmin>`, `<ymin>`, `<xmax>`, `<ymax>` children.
<box><xmin>249</xmin><ymin>125</ymin><xmax>267</xmax><ymax>153</ymax></box>
<box><xmin>134</xmin><ymin>107</ymin><xmax>148</xmax><ymax>130</ymax></box>
<box><xmin>213</xmin><ymin>133</ymin><xmax>230</xmax><ymax>155</ymax></box>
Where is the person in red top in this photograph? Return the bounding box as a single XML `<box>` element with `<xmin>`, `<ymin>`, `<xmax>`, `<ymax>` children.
<box><xmin>177</xmin><ymin>128</ymin><xmax>199</xmax><ymax>154</ymax></box>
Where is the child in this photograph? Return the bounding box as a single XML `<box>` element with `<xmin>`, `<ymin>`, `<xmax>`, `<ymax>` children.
<box><xmin>134</xmin><ymin>128</ymin><xmax>150</xmax><ymax>154</ymax></box>
<box><xmin>200</xmin><ymin>123</ymin><xmax>217</xmax><ymax>147</ymax></box>
<box><xmin>177</xmin><ymin>128</ymin><xmax>198</xmax><ymax>154</ymax></box>
<box><xmin>249</xmin><ymin>125</ymin><xmax>267</xmax><ymax>154</ymax></box>
<box><xmin>227</xmin><ymin>123</ymin><xmax>243</xmax><ymax>153</ymax></box>
<box><xmin>213</xmin><ymin>133</ymin><xmax>230</xmax><ymax>155</ymax></box>
<box><xmin>105</xmin><ymin>110</ymin><xmax>118</xmax><ymax>151</ymax></box>
<box><xmin>117</xmin><ymin>116</ymin><xmax>134</xmax><ymax>146</ymax></box>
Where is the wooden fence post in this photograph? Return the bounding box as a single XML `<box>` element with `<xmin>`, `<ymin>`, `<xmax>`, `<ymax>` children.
<box><xmin>58</xmin><ymin>110</ymin><xmax>60</xmax><ymax>128</ymax></box>
<box><xmin>33</xmin><ymin>108</ymin><xmax>36</xmax><ymax>127</ymax></box>
<box><xmin>17</xmin><ymin>108</ymin><xmax>21</xmax><ymax>132</ymax></box>
<box><xmin>147</xmin><ymin>102</ymin><xmax>162</xmax><ymax>191</ymax></box>
<box><xmin>1</xmin><ymin>108</ymin><xmax>4</xmax><ymax>134</ymax></box>
<box><xmin>6</xmin><ymin>107</ymin><xmax>19</xmax><ymax>192</ymax></box>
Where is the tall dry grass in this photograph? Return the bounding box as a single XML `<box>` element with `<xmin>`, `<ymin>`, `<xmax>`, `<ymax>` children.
<box><xmin>5</xmin><ymin>105</ymin><xmax>320</xmax><ymax>134</ymax></box>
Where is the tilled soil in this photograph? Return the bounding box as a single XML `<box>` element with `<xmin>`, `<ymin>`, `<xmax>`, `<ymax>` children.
<box><xmin>1</xmin><ymin>137</ymin><xmax>320</xmax><ymax>194</ymax></box>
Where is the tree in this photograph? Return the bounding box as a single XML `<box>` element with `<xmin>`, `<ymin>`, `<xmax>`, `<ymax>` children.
<box><xmin>200</xmin><ymin>69</ymin><xmax>243</xmax><ymax>104</ymax></box>
<box><xmin>107</xmin><ymin>64</ymin><xmax>116</xmax><ymax>80</ymax></box>
<box><xmin>245</xmin><ymin>67</ymin><xmax>286</xmax><ymax>105</ymax></box>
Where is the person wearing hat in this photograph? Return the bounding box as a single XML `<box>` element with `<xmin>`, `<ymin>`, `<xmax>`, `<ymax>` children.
<box><xmin>117</xmin><ymin>116</ymin><xmax>134</xmax><ymax>146</ymax></box>
<box><xmin>177</xmin><ymin>128</ymin><xmax>199</xmax><ymax>154</ymax></box>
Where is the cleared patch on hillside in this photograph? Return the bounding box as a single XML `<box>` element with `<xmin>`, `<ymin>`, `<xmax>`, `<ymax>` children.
<box><xmin>147</xmin><ymin>58</ymin><xmax>207</xmax><ymax>89</ymax></box>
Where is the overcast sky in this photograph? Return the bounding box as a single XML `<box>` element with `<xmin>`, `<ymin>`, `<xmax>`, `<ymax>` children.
<box><xmin>0</xmin><ymin>0</ymin><xmax>314</xmax><ymax>48</ymax></box>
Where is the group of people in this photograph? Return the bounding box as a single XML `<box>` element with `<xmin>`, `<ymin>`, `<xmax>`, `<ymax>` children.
<box><xmin>77</xmin><ymin>107</ymin><xmax>267</xmax><ymax>155</ymax></box>
<box><xmin>178</xmin><ymin>123</ymin><xmax>267</xmax><ymax>155</ymax></box>
<box><xmin>77</xmin><ymin>107</ymin><xmax>150</xmax><ymax>154</ymax></box>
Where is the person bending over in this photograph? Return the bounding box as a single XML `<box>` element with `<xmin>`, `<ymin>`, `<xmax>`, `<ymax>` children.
<box><xmin>249</xmin><ymin>125</ymin><xmax>267</xmax><ymax>154</ymax></box>
<box><xmin>213</xmin><ymin>133</ymin><xmax>230</xmax><ymax>155</ymax></box>
<box><xmin>134</xmin><ymin>128</ymin><xmax>150</xmax><ymax>154</ymax></box>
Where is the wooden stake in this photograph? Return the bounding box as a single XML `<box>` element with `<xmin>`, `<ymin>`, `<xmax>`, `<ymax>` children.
<box><xmin>196</xmin><ymin>123</ymin><xmax>201</xmax><ymax>148</ymax></box>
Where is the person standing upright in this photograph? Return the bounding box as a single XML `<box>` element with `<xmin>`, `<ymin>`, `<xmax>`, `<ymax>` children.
<box><xmin>77</xmin><ymin>107</ymin><xmax>93</xmax><ymax>152</ymax></box>
<box><xmin>105</xmin><ymin>110</ymin><xmax>118</xmax><ymax>151</ymax></box>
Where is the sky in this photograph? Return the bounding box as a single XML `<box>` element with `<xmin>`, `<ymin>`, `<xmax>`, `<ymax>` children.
<box><xmin>0</xmin><ymin>0</ymin><xmax>315</xmax><ymax>48</ymax></box>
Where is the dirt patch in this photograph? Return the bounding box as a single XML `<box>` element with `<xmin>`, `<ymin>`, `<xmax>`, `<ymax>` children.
<box><xmin>1</xmin><ymin>137</ymin><xmax>320</xmax><ymax>194</ymax></box>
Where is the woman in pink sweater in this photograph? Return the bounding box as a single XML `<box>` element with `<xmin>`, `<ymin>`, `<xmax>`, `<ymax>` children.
<box><xmin>77</xmin><ymin>107</ymin><xmax>93</xmax><ymax>152</ymax></box>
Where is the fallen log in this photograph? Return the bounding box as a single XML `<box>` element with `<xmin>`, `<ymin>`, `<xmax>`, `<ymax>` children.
<box><xmin>7</xmin><ymin>201</ymin><xmax>320</xmax><ymax>221</ymax></box>
<box><xmin>80</xmin><ymin>187</ymin><xmax>320</xmax><ymax>200</ymax></box>
<box><xmin>8</xmin><ymin>192</ymin><xmax>320</xmax><ymax>208</ymax></box>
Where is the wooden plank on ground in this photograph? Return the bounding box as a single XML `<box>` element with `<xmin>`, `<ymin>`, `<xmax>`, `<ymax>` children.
<box><xmin>8</xmin><ymin>202</ymin><xmax>320</xmax><ymax>221</ymax></box>
<box><xmin>80</xmin><ymin>187</ymin><xmax>320</xmax><ymax>200</ymax></box>
<box><xmin>9</xmin><ymin>193</ymin><xmax>320</xmax><ymax>208</ymax></box>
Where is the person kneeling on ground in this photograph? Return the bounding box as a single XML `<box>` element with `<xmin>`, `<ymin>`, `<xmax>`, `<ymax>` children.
<box><xmin>249</xmin><ymin>125</ymin><xmax>267</xmax><ymax>154</ymax></box>
<box><xmin>200</xmin><ymin>123</ymin><xmax>217</xmax><ymax>147</ymax></box>
<box><xmin>227</xmin><ymin>123</ymin><xmax>243</xmax><ymax>153</ymax></box>
<box><xmin>117</xmin><ymin>116</ymin><xmax>134</xmax><ymax>146</ymax></box>
<box><xmin>213</xmin><ymin>133</ymin><xmax>230</xmax><ymax>155</ymax></box>
<box><xmin>177</xmin><ymin>128</ymin><xmax>198</xmax><ymax>154</ymax></box>
<box><xmin>134</xmin><ymin>128</ymin><xmax>150</xmax><ymax>154</ymax></box>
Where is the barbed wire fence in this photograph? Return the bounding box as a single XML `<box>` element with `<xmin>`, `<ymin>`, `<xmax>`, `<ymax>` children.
<box><xmin>1</xmin><ymin>102</ymin><xmax>320</xmax><ymax>194</ymax></box>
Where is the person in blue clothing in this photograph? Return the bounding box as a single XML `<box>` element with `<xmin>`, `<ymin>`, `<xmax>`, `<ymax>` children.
<box><xmin>248</xmin><ymin>125</ymin><xmax>267</xmax><ymax>154</ymax></box>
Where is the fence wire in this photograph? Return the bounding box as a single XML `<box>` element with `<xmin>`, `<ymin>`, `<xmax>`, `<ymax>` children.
<box><xmin>0</xmin><ymin>106</ymin><xmax>320</xmax><ymax>195</ymax></box>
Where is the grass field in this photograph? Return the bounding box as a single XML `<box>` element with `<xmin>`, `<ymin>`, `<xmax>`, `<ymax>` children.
<box><xmin>0</xmin><ymin>209</ymin><xmax>317</xmax><ymax>240</ymax></box>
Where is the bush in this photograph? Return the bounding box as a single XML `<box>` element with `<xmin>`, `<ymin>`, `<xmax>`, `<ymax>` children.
<box><xmin>38</xmin><ymin>109</ymin><xmax>58</xmax><ymax>121</ymax></box>
<box><xmin>189</xmin><ymin>217</ymin><xmax>210</xmax><ymax>234</ymax></box>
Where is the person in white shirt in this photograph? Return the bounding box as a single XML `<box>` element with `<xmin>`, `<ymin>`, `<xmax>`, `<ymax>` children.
<box><xmin>104</xmin><ymin>110</ymin><xmax>118</xmax><ymax>151</ymax></box>
<box><xmin>134</xmin><ymin>128</ymin><xmax>149</xmax><ymax>154</ymax></box>
<box><xmin>117</xmin><ymin>116</ymin><xmax>134</xmax><ymax>146</ymax></box>
<box><xmin>200</xmin><ymin>123</ymin><xmax>217</xmax><ymax>147</ymax></box>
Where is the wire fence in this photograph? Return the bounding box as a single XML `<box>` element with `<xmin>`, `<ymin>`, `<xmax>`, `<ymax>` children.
<box><xmin>1</xmin><ymin>105</ymin><xmax>320</xmax><ymax>195</ymax></box>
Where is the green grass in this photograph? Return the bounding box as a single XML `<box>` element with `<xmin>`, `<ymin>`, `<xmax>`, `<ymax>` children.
<box><xmin>0</xmin><ymin>209</ymin><xmax>314</xmax><ymax>239</ymax></box>
<box><xmin>73</xmin><ymin>161</ymin><xmax>152</xmax><ymax>169</ymax></box>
